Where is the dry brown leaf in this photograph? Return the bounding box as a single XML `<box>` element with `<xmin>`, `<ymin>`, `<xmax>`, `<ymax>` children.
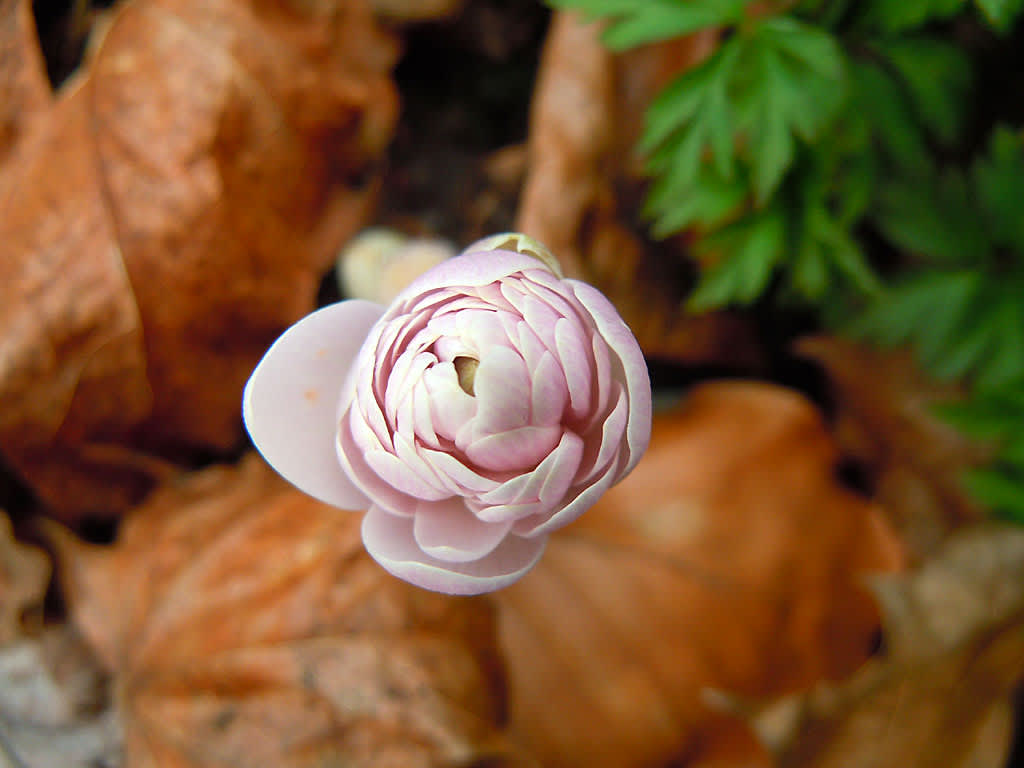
<box><xmin>797</xmin><ymin>337</ymin><xmax>989</xmax><ymax>560</ymax></box>
<box><xmin>515</xmin><ymin>11</ymin><xmax>760</xmax><ymax>369</ymax></box>
<box><xmin>495</xmin><ymin>381</ymin><xmax>905</xmax><ymax>768</ymax></box>
<box><xmin>370</xmin><ymin>0</ymin><xmax>466</xmax><ymax>23</ymax></box>
<box><xmin>779</xmin><ymin>526</ymin><xmax>1024</xmax><ymax>768</ymax></box>
<box><xmin>0</xmin><ymin>511</ymin><xmax>49</xmax><ymax>645</ymax></box>
<box><xmin>0</xmin><ymin>0</ymin><xmax>399</xmax><ymax>519</ymax></box>
<box><xmin>48</xmin><ymin>455</ymin><xmax>528</xmax><ymax>768</ymax></box>
<box><xmin>0</xmin><ymin>625</ymin><xmax>118</xmax><ymax>768</ymax></box>
<box><xmin>0</xmin><ymin>0</ymin><xmax>51</xmax><ymax>163</ymax></box>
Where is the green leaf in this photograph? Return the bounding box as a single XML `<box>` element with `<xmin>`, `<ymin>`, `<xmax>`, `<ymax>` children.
<box><xmin>974</xmin><ymin>127</ymin><xmax>1024</xmax><ymax>252</ymax></box>
<box><xmin>872</xmin><ymin>167</ymin><xmax>991</xmax><ymax>262</ymax></box>
<box><xmin>689</xmin><ymin>207</ymin><xmax>786</xmax><ymax>309</ymax></box>
<box><xmin>853</xmin><ymin>268</ymin><xmax>1024</xmax><ymax>390</ymax></box>
<box><xmin>878</xmin><ymin>37</ymin><xmax>971</xmax><ymax>145</ymax></box>
<box><xmin>547</xmin><ymin>0</ymin><xmax>748</xmax><ymax>50</ymax></box>
<box><xmin>645</xmin><ymin>163</ymin><xmax>748</xmax><ymax>237</ymax></box>
<box><xmin>972</xmin><ymin>293</ymin><xmax>1024</xmax><ymax>389</ymax></box>
<box><xmin>849</xmin><ymin>61</ymin><xmax>930</xmax><ymax>172</ymax></box>
<box><xmin>974</xmin><ymin>0</ymin><xmax>1024</xmax><ymax>30</ymax></box>
<box><xmin>814</xmin><ymin>212</ymin><xmax>881</xmax><ymax>294</ymax></box>
<box><xmin>642</xmin><ymin>17</ymin><xmax>846</xmax><ymax>230</ymax></box>
<box><xmin>937</xmin><ymin>396</ymin><xmax>1016</xmax><ymax>441</ymax></box>
<box><xmin>963</xmin><ymin>466</ymin><xmax>1024</xmax><ymax>522</ymax></box>
<box><xmin>749</xmin><ymin>55</ymin><xmax>796</xmax><ymax>202</ymax></box>
<box><xmin>863</xmin><ymin>0</ymin><xmax>966</xmax><ymax>32</ymax></box>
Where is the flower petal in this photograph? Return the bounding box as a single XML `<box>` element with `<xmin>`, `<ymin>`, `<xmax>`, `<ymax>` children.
<box><xmin>472</xmin><ymin>345</ymin><xmax>532</xmax><ymax>435</ymax></box>
<box><xmin>554</xmin><ymin>316</ymin><xmax>592</xmax><ymax>421</ymax></box>
<box><xmin>337</xmin><ymin>415</ymin><xmax>417</xmax><ymax>516</ymax></box>
<box><xmin>513</xmin><ymin>465</ymin><xmax>617</xmax><ymax>538</ymax></box>
<box><xmin>361</xmin><ymin>506</ymin><xmax>546</xmax><ymax>595</ymax></box>
<box><xmin>413</xmin><ymin>498</ymin><xmax>513</xmax><ymax>562</ymax></box>
<box><xmin>243</xmin><ymin>300</ymin><xmax>383</xmax><ymax>509</ymax></box>
<box><xmin>465</xmin><ymin>426</ymin><xmax>562</xmax><ymax>473</ymax></box>
<box><xmin>475</xmin><ymin>431</ymin><xmax>583</xmax><ymax>520</ymax></box>
<box><xmin>531</xmin><ymin>350</ymin><xmax>568</xmax><ymax>426</ymax></box>
<box><xmin>393</xmin><ymin>249</ymin><xmax>548</xmax><ymax>304</ymax></box>
<box><xmin>568</xmin><ymin>279</ymin><xmax>652</xmax><ymax>474</ymax></box>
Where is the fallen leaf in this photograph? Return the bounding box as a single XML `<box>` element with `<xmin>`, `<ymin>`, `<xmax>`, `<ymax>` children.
<box><xmin>0</xmin><ymin>511</ymin><xmax>49</xmax><ymax>645</ymax></box>
<box><xmin>370</xmin><ymin>0</ymin><xmax>466</xmax><ymax>23</ymax></box>
<box><xmin>515</xmin><ymin>12</ymin><xmax>759</xmax><ymax>369</ymax></box>
<box><xmin>779</xmin><ymin>526</ymin><xmax>1024</xmax><ymax>768</ymax></box>
<box><xmin>0</xmin><ymin>625</ymin><xmax>118</xmax><ymax>768</ymax></box>
<box><xmin>49</xmin><ymin>455</ymin><xmax>528</xmax><ymax>768</ymax></box>
<box><xmin>0</xmin><ymin>0</ymin><xmax>399</xmax><ymax>519</ymax></box>
<box><xmin>797</xmin><ymin>337</ymin><xmax>988</xmax><ymax>560</ymax></box>
<box><xmin>495</xmin><ymin>381</ymin><xmax>905</xmax><ymax>768</ymax></box>
<box><xmin>0</xmin><ymin>0</ymin><xmax>51</xmax><ymax>163</ymax></box>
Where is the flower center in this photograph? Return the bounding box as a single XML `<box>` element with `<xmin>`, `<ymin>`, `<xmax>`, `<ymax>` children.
<box><xmin>453</xmin><ymin>356</ymin><xmax>479</xmax><ymax>396</ymax></box>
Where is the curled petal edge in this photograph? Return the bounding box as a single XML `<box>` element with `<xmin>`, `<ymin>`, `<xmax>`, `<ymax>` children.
<box><xmin>567</xmin><ymin>279</ymin><xmax>652</xmax><ymax>476</ymax></box>
<box><xmin>362</xmin><ymin>505</ymin><xmax>547</xmax><ymax>595</ymax></box>
<box><xmin>391</xmin><ymin>248</ymin><xmax>553</xmax><ymax>305</ymax></box>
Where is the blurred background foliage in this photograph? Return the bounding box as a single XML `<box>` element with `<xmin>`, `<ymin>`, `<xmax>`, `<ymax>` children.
<box><xmin>547</xmin><ymin>0</ymin><xmax>1024</xmax><ymax>523</ymax></box>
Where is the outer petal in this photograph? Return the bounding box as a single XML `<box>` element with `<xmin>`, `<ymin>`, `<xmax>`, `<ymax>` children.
<box><xmin>243</xmin><ymin>300</ymin><xmax>384</xmax><ymax>510</ymax></box>
<box><xmin>391</xmin><ymin>248</ymin><xmax>549</xmax><ymax>305</ymax></box>
<box><xmin>567</xmin><ymin>280</ymin><xmax>652</xmax><ymax>475</ymax></box>
<box><xmin>362</xmin><ymin>506</ymin><xmax>546</xmax><ymax>595</ymax></box>
<box><xmin>413</xmin><ymin>498</ymin><xmax>513</xmax><ymax>562</ymax></box>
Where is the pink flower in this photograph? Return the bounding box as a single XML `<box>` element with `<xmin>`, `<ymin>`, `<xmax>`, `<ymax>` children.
<box><xmin>243</xmin><ymin>233</ymin><xmax>651</xmax><ymax>594</ymax></box>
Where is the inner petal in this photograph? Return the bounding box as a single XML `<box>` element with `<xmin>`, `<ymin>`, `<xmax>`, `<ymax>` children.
<box><xmin>555</xmin><ymin>317</ymin><xmax>592</xmax><ymax>421</ymax></box>
<box><xmin>422</xmin><ymin>362</ymin><xmax>477</xmax><ymax>441</ymax></box>
<box><xmin>465</xmin><ymin>425</ymin><xmax>561</xmax><ymax>472</ymax></box>
<box><xmin>472</xmin><ymin>345</ymin><xmax>531</xmax><ymax>435</ymax></box>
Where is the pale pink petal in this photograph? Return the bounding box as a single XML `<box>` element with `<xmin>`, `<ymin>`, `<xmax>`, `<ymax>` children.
<box><xmin>588</xmin><ymin>331</ymin><xmax>613</xmax><ymax>429</ymax></box>
<box><xmin>408</xmin><ymin>287</ymin><xmax>460</xmax><ymax>315</ymax></box>
<box><xmin>468</xmin><ymin>281</ymin><xmax>517</xmax><ymax>311</ymax></box>
<box><xmin>531</xmin><ymin>350</ymin><xmax>569</xmax><ymax>426</ymax></box>
<box><xmin>554</xmin><ymin>317</ymin><xmax>592</xmax><ymax>421</ymax></box>
<box><xmin>413</xmin><ymin>382</ymin><xmax>441</xmax><ymax>449</ymax></box>
<box><xmin>337</xmin><ymin>416</ymin><xmax>417</xmax><ymax>516</ymax></box>
<box><xmin>383</xmin><ymin>347</ymin><xmax>420</xmax><ymax>425</ymax></box>
<box><xmin>475</xmin><ymin>469</ymin><xmax>534</xmax><ymax>506</ymax></box>
<box><xmin>457</xmin><ymin>308</ymin><xmax>514</xmax><ymax>350</ymax></box>
<box><xmin>419</xmin><ymin>448</ymin><xmax>500</xmax><ymax>494</ymax></box>
<box><xmin>366</xmin><ymin>444</ymin><xmax>449</xmax><ymax>501</ymax></box>
<box><xmin>514</xmin><ymin>319</ymin><xmax>548</xmax><ymax>371</ymax></box>
<box><xmin>361</xmin><ymin>506</ymin><xmax>546</xmax><ymax>595</ymax></box>
<box><xmin>422</xmin><ymin>362</ymin><xmax>477</xmax><ymax>440</ymax></box>
<box><xmin>475</xmin><ymin>431</ymin><xmax>583</xmax><ymax>520</ymax></box>
<box><xmin>393</xmin><ymin>249</ymin><xmax>546</xmax><ymax>302</ymax></box>
<box><xmin>568</xmin><ymin>279</ymin><xmax>652</xmax><ymax>474</ymax></box>
<box><xmin>390</xmin><ymin>311</ymin><xmax>432</xmax><ymax>362</ymax></box>
<box><xmin>413</xmin><ymin>498</ymin><xmax>513</xmax><ymax>562</ymax></box>
<box><xmin>470</xmin><ymin>498</ymin><xmax>548</xmax><ymax>522</ymax></box>
<box><xmin>538</xmin><ymin>431</ymin><xmax>586</xmax><ymax>505</ymax></box>
<box><xmin>520</xmin><ymin>293</ymin><xmax>561</xmax><ymax>353</ymax></box>
<box><xmin>465</xmin><ymin>426</ymin><xmax>561</xmax><ymax>472</ymax></box>
<box><xmin>514</xmin><ymin>458</ymin><xmax>621</xmax><ymax>537</ymax></box>
<box><xmin>353</xmin><ymin>356</ymin><xmax>393</xmax><ymax>451</ymax></box>
<box><xmin>575</xmin><ymin>387</ymin><xmax>628</xmax><ymax>486</ymax></box>
<box><xmin>520</xmin><ymin>276</ymin><xmax>575</xmax><ymax>319</ymax></box>
<box><xmin>472</xmin><ymin>345</ymin><xmax>531</xmax><ymax>435</ymax></box>
<box><xmin>243</xmin><ymin>300</ymin><xmax>383</xmax><ymax>510</ymax></box>
<box><xmin>425</xmin><ymin>312</ymin><xmax>459</xmax><ymax>344</ymax></box>
<box><xmin>433</xmin><ymin>335</ymin><xmax>473</xmax><ymax>363</ymax></box>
